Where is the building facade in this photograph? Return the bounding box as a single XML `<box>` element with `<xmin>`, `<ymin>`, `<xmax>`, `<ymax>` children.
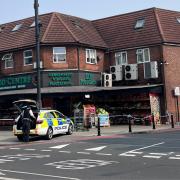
<box><xmin>0</xmin><ymin>8</ymin><xmax>180</xmax><ymax>124</ymax></box>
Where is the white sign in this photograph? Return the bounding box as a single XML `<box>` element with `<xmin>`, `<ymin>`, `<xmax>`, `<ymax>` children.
<box><xmin>174</xmin><ymin>87</ymin><xmax>180</xmax><ymax>96</ymax></box>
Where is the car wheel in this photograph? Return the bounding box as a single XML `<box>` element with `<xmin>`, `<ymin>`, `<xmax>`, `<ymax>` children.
<box><xmin>46</xmin><ymin>127</ymin><xmax>53</xmax><ymax>140</ymax></box>
<box><xmin>66</xmin><ymin>124</ymin><xmax>74</xmax><ymax>135</ymax></box>
<box><xmin>17</xmin><ymin>135</ymin><xmax>23</xmax><ymax>141</ymax></box>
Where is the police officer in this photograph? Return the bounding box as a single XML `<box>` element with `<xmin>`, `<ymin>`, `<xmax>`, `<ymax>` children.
<box><xmin>22</xmin><ymin>105</ymin><xmax>35</xmax><ymax>142</ymax></box>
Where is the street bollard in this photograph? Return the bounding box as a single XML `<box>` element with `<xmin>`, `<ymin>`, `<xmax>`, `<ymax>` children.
<box><xmin>97</xmin><ymin>117</ymin><xmax>101</xmax><ymax>136</ymax></box>
<box><xmin>128</xmin><ymin>115</ymin><xmax>132</xmax><ymax>133</ymax></box>
<box><xmin>152</xmin><ymin>114</ymin><xmax>156</xmax><ymax>129</ymax></box>
<box><xmin>171</xmin><ymin>114</ymin><xmax>174</xmax><ymax>128</ymax></box>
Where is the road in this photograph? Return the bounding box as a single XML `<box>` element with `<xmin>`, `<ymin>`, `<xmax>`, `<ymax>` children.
<box><xmin>0</xmin><ymin>130</ymin><xmax>180</xmax><ymax>180</ymax></box>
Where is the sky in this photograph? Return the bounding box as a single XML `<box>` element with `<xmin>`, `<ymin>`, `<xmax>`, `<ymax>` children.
<box><xmin>1</xmin><ymin>0</ymin><xmax>180</xmax><ymax>24</ymax></box>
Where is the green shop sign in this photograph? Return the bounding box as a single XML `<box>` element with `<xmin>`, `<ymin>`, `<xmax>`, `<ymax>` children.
<box><xmin>80</xmin><ymin>73</ymin><xmax>97</xmax><ymax>85</ymax></box>
<box><xmin>0</xmin><ymin>75</ymin><xmax>32</xmax><ymax>90</ymax></box>
<box><xmin>48</xmin><ymin>73</ymin><xmax>72</xmax><ymax>86</ymax></box>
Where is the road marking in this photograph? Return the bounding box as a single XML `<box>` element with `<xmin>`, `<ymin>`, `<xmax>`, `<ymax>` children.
<box><xmin>143</xmin><ymin>155</ymin><xmax>161</xmax><ymax>159</ymax></box>
<box><xmin>169</xmin><ymin>157</ymin><xmax>180</xmax><ymax>160</ymax></box>
<box><xmin>85</xmin><ymin>146</ymin><xmax>107</xmax><ymax>151</ymax></box>
<box><xmin>119</xmin><ymin>154</ymin><xmax>136</xmax><ymax>157</ymax></box>
<box><xmin>121</xmin><ymin>142</ymin><xmax>164</xmax><ymax>155</ymax></box>
<box><xmin>50</xmin><ymin>144</ymin><xmax>69</xmax><ymax>149</ymax></box>
<box><xmin>0</xmin><ymin>159</ymin><xmax>14</xmax><ymax>162</ymax></box>
<box><xmin>9</xmin><ymin>148</ymin><xmax>20</xmax><ymax>150</ymax></box>
<box><xmin>0</xmin><ymin>169</ymin><xmax>80</xmax><ymax>180</ymax></box>
<box><xmin>59</xmin><ymin>151</ymin><xmax>71</xmax><ymax>153</ymax></box>
<box><xmin>41</xmin><ymin>150</ymin><xmax>52</xmax><ymax>152</ymax></box>
<box><xmin>149</xmin><ymin>153</ymin><xmax>167</xmax><ymax>156</ymax></box>
<box><xmin>130</xmin><ymin>151</ymin><xmax>143</xmax><ymax>154</ymax></box>
<box><xmin>77</xmin><ymin>152</ymin><xmax>91</xmax><ymax>155</ymax></box>
<box><xmin>96</xmin><ymin>153</ymin><xmax>112</xmax><ymax>156</ymax></box>
<box><xmin>0</xmin><ymin>171</ymin><xmax>5</xmax><ymax>175</ymax></box>
<box><xmin>24</xmin><ymin>149</ymin><xmax>36</xmax><ymax>151</ymax></box>
<box><xmin>0</xmin><ymin>177</ymin><xmax>23</xmax><ymax>180</ymax></box>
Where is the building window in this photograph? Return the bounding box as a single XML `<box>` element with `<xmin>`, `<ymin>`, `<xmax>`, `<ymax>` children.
<box><xmin>134</xmin><ymin>19</ymin><xmax>145</xmax><ymax>29</ymax></box>
<box><xmin>2</xmin><ymin>53</ymin><xmax>13</xmax><ymax>68</ymax></box>
<box><xmin>115</xmin><ymin>51</ymin><xmax>127</xmax><ymax>65</ymax></box>
<box><xmin>24</xmin><ymin>50</ymin><xmax>33</xmax><ymax>65</ymax></box>
<box><xmin>136</xmin><ymin>48</ymin><xmax>150</xmax><ymax>63</ymax></box>
<box><xmin>12</xmin><ymin>24</ymin><xmax>22</xmax><ymax>32</ymax></box>
<box><xmin>86</xmin><ymin>49</ymin><xmax>97</xmax><ymax>64</ymax></box>
<box><xmin>53</xmin><ymin>47</ymin><xmax>66</xmax><ymax>63</ymax></box>
<box><xmin>177</xmin><ymin>17</ymin><xmax>180</xmax><ymax>23</ymax></box>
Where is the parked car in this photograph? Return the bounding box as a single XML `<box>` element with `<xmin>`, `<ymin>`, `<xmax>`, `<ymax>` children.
<box><xmin>13</xmin><ymin>99</ymin><xmax>74</xmax><ymax>141</ymax></box>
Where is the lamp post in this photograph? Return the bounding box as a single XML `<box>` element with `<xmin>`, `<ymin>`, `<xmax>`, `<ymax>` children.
<box><xmin>34</xmin><ymin>0</ymin><xmax>42</xmax><ymax>110</ymax></box>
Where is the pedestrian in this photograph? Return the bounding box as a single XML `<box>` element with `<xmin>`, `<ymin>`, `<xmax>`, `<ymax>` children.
<box><xmin>21</xmin><ymin>105</ymin><xmax>35</xmax><ymax>142</ymax></box>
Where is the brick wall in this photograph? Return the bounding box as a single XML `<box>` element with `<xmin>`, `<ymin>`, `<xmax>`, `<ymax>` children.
<box><xmin>163</xmin><ymin>45</ymin><xmax>180</xmax><ymax>120</ymax></box>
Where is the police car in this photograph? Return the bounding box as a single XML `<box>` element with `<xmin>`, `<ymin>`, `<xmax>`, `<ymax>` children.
<box><xmin>13</xmin><ymin>99</ymin><xmax>74</xmax><ymax>141</ymax></box>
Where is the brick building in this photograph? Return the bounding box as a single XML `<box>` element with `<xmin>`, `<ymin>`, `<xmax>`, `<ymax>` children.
<box><xmin>0</xmin><ymin>8</ymin><xmax>180</xmax><ymax>124</ymax></box>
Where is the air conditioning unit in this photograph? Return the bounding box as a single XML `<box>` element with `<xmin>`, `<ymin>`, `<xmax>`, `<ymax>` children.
<box><xmin>125</xmin><ymin>64</ymin><xmax>138</xmax><ymax>80</ymax></box>
<box><xmin>33</xmin><ymin>61</ymin><xmax>43</xmax><ymax>69</ymax></box>
<box><xmin>144</xmin><ymin>61</ymin><xmax>158</xmax><ymax>79</ymax></box>
<box><xmin>103</xmin><ymin>73</ymin><xmax>112</xmax><ymax>87</ymax></box>
<box><xmin>110</xmin><ymin>65</ymin><xmax>122</xmax><ymax>81</ymax></box>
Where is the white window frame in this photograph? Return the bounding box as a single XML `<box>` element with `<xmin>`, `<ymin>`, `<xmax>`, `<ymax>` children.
<box><xmin>2</xmin><ymin>53</ymin><xmax>13</xmax><ymax>69</ymax></box>
<box><xmin>177</xmin><ymin>17</ymin><xmax>180</xmax><ymax>23</ymax></box>
<box><xmin>115</xmin><ymin>51</ymin><xmax>127</xmax><ymax>65</ymax></box>
<box><xmin>23</xmin><ymin>50</ymin><xmax>33</xmax><ymax>66</ymax></box>
<box><xmin>136</xmin><ymin>48</ymin><xmax>150</xmax><ymax>64</ymax></box>
<box><xmin>53</xmin><ymin>47</ymin><xmax>66</xmax><ymax>63</ymax></box>
<box><xmin>86</xmin><ymin>49</ymin><xmax>97</xmax><ymax>64</ymax></box>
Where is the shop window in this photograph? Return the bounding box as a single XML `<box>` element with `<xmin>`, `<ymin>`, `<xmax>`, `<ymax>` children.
<box><xmin>2</xmin><ymin>53</ymin><xmax>13</xmax><ymax>69</ymax></box>
<box><xmin>53</xmin><ymin>47</ymin><xmax>66</xmax><ymax>63</ymax></box>
<box><xmin>86</xmin><ymin>49</ymin><xmax>97</xmax><ymax>64</ymax></box>
<box><xmin>136</xmin><ymin>48</ymin><xmax>150</xmax><ymax>63</ymax></box>
<box><xmin>24</xmin><ymin>50</ymin><xmax>33</xmax><ymax>65</ymax></box>
<box><xmin>115</xmin><ymin>51</ymin><xmax>127</xmax><ymax>65</ymax></box>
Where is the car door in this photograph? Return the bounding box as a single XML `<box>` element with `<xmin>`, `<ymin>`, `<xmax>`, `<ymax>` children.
<box><xmin>53</xmin><ymin>111</ymin><xmax>68</xmax><ymax>134</ymax></box>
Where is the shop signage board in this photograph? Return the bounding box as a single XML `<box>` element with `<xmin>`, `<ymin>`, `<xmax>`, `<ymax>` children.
<box><xmin>98</xmin><ymin>114</ymin><xmax>110</xmax><ymax>126</ymax></box>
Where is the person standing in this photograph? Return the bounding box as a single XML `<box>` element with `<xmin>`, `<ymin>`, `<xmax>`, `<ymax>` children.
<box><xmin>22</xmin><ymin>105</ymin><xmax>35</xmax><ymax>142</ymax></box>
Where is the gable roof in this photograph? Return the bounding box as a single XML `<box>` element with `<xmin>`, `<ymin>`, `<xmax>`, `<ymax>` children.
<box><xmin>0</xmin><ymin>12</ymin><xmax>107</xmax><ymax>52</ymax></box>
<box><xmin>92</xmin><ymin>8</ymin><xmax>180</xmax><ymax>50</ymax></box>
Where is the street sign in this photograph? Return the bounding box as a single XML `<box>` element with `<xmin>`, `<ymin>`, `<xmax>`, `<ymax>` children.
<box><xmin>174</xmin><ymin>87</ymin><xmax>180</xmax><ymax>96</ymax></box>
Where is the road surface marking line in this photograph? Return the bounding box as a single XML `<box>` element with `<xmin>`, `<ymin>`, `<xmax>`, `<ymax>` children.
<box><xmin>119</xmin><ymin>154</ymin><xmax>136</xmax><ymax>157</ymax></box>
<box><xmin>174</xmin><ymin>155</ymin><xmax>180</xmax><ymax>157</ymax></box>
<box><xmin>0</xmin><ymin>169</ymin><xmax>80</xmax><ymax>180</ymax></box>
<box><xmin>143</xmin><ymin>155</ymin><xmax>161</xmax><ymax>159</ymax></box>
<box><xmin>50</xmin><ymin>144</ymin><xmax>69</xmax><ymax>149</ymax></box>
<box><xmin>24</xmin><ymin>149</ymin><xmax>36</xmax><ymax>151</ymax></box>
<box><xmin>124</xmin><ymin>142</ymin><xmax>165</xmax><ymax>154</ymax></box>
<box><xmin>41</xmin><ymin>150</ymin><xmax>52</xmax><ymax>152</ymax></box>
<box><xmin>130</xmin><ymin>151</ymin><xmax>143</xmax><ymax>154</ymax></box>
<box><xmin>0</xmin><ymin>159</ymin><xmax>14</xmax><ymax>162</ymax></box>
<box><xmin>169</xmin><ymin>157</ymin><xmax>180</xmax><ymax>160</ymax></box>
<box><xmin>85</xmin><ymin>146</ymin><xmax>107</xmax><ymax>151</ymax></box>
<box><xmin>149</xmin><ymin>153</ymin><xmax>167</xmax><ymax>156</ymax></box>
<box><xmin>59</xmin><ymin>151</ymin><xmax>71</xmax><ymax>153</ymax></box>
<box><xmin>20</xmin><ymin>158</ymin><xmax>30</xmax><ymax>160</ymax></box>
<box><xmin>0</xmin><ymin>177</ymin><xmax>23</xmax><ymax>180</ymax></box>
<box><xmin>9</xmin><ymin>148</ymin><xmax>20</xmax><ymax>150</ymax></box>
<box><xmin>77</xmin><ymin>152</ymin><xmax>91</xmax><ymax>155</ymax></box>
<box><xmin>96</xmin><ymin>153</ymin><xmax>112</xmax><ymax>156</ymax></box>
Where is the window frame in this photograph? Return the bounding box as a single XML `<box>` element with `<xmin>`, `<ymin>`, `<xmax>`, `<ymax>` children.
<box><xmin>86</xmin><ymin>49</ymin><xmax>97</xmax><ymax>64</ymax></box>
<box><xmin>136</xmin><ymin>48</ymin><xmax>150</xmax><ymax>64</ymax></box>
<box><xmin>23</xmin><ymin>50</ymin><xmax>33</xmax><ymax>66</ymax></box>
<box><xmin>115</xmin><ymin>51</ymin><xmax>128</xmax><ymax>65</ymax></box>
<box><xmin>53</xmin><ymin>47</ymin><xmax>66</xmax><ymax>63</ymax></box>
<box><xmin>12</xmin><ymin>24</ymin><xmax>22</xmax><ymax>32</ymax></box>
<box><xmin>2</xmin><ymin>53</ymin><xmax>14</xmax><ymax>69</ymax></box>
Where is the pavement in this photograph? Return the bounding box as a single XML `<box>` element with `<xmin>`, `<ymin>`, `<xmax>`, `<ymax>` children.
<box><xmin>0</xmin><ymin>124</ymin><xmax>180</xmax><ymax>145</ymax></box>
